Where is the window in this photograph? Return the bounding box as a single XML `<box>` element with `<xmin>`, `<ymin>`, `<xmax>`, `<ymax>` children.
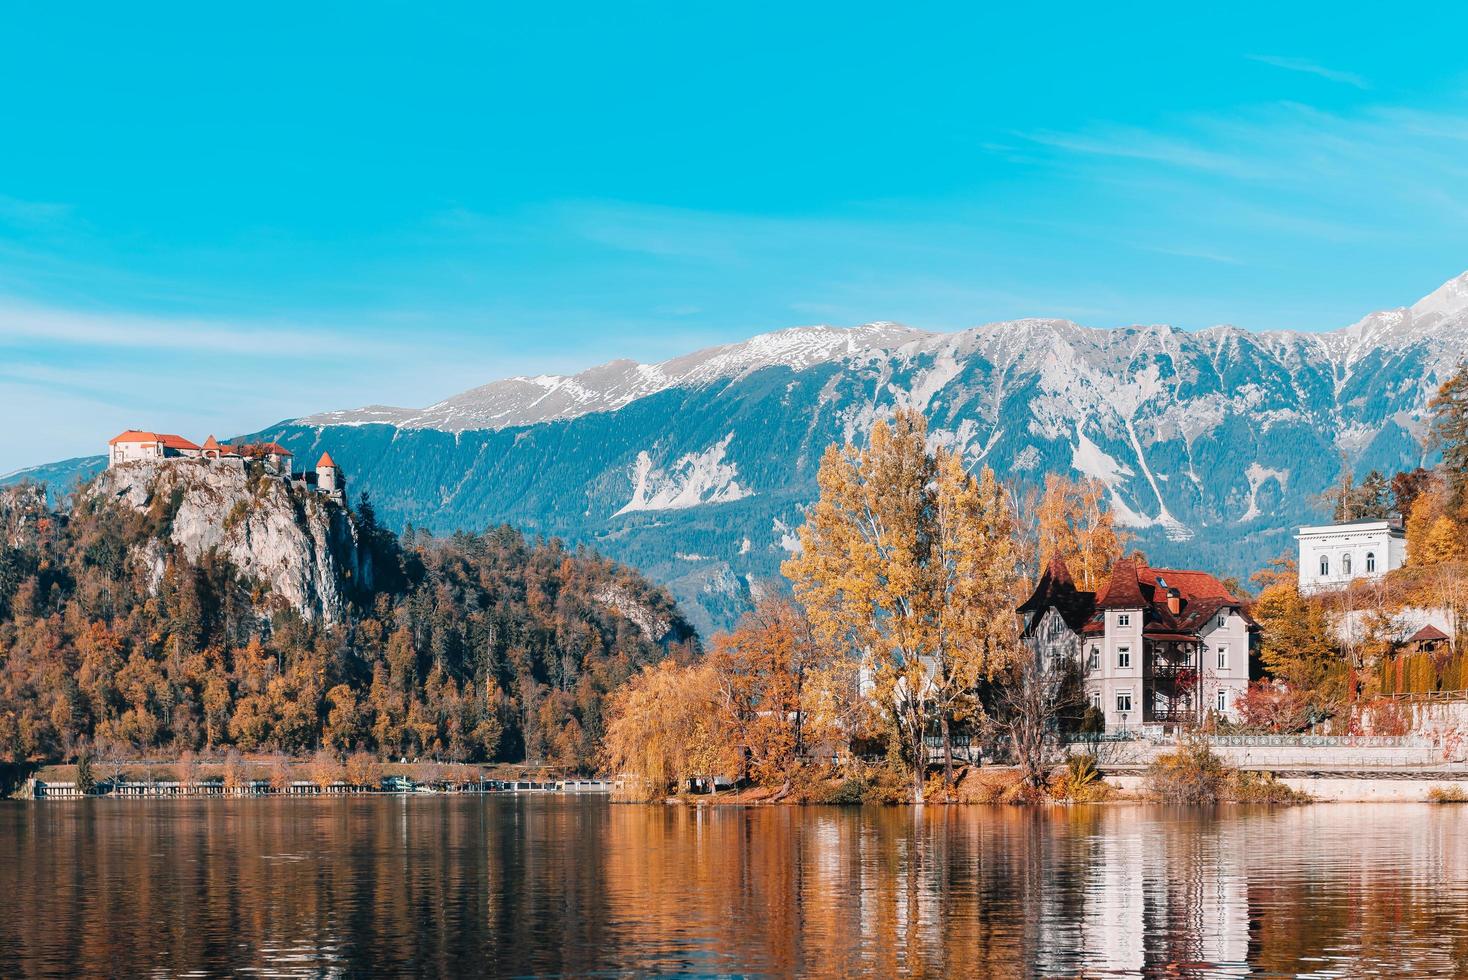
<box><xmin>1217</xmin><ymin>644</ymin><xmax>1228</xmax><ymax>670</ymax></box>
<box><xmin>1217</xmin><ymin>613</ymin><xmax>1227</xmax><ymax>629</ymax></box>
<box><xmin>1366</xmin><ymin>552</ymin><xmax>1376</xmax><ymax>573</ymax></box>
<box><xmin>1343</xmin><ymin>553</ymin><xmax>1353</xmax><ymax>576</ymax></box>
<box><xmin>1089</xmin><ymin>691</ymin><xmax>1101</xmax><ymax>711</ymax></box>
<box><xmin>1087</xmin><ymin>647</ymin><xmax>1099</xmax><ymax>671</ymax></box>
<box><xmin>1216</xmin><ymin>689</ymin><xmax>1229</xmax><ymax>713</ymax></box>
<box><xmin>1116</xmin><ymin>691</ymin><xmax>1133</xmax><ymax>713</ymax></box>
<box><xmin>1117</xmin><ymin>646</ymin><xmax>1131</xmax><ymax>669</ymax></box>
<box><xmin>1118</xmin><ymin>613</ymin><xmax>1131</xmax><ymax>627</ymax></box>
<box><xmin>1320</xmin><ymin>556</ymin><xmax>1330</xmax><ymax>576</ymax></box>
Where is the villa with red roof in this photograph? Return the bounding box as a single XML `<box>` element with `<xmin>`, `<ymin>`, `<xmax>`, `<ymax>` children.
<box><xmin>107</xmin><ymin>430</ymin><xmax>344</xmax><ymax>496</ymax></box>
<box><xmin>1019</xmin><ymin>555</ymin><xmax>1257</xmax><ymax>732</ymax></box>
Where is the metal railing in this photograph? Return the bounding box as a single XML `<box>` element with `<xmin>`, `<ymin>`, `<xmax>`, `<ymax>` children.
<box><xmin>1381</xmin><ymin>689</ymin><xmax>1468</xmax><ymax>703</ymax></box>
<box><xmin>1204</xmin><ymin>734</ymin><xmax>1429</xmax><ymax>748</ymax></box>
<box><xmin>1063</xmin><ymin>732</ymin><xmax>1431</xmax><ymax>748</ymax></box>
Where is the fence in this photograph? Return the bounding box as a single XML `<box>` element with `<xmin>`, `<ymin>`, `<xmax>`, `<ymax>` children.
<box><xmin>1064</xmin><ymin>732</ymin><xmax>1431</xmax><ymax>749</ymax></box>
<box><xmin>1382</xmin><ymin>689</ymin><xmax>1468</xmax><ymax>703</ymax></box>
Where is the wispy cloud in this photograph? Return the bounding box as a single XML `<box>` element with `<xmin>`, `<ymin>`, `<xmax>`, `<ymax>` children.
<box><xmin>1022</xmin><ymin>129</ymin><xmax>1263</xmax><ymax>178</ymax></box>
<box><xmin>1247</xmin><ymin>55</ymin><xmax>1369</xmax><ymax>90</ymax></box>
<box><xmin>0</xmin><ymin>300</ymin><xmax>410</xmax><ymax>359</ymax></box>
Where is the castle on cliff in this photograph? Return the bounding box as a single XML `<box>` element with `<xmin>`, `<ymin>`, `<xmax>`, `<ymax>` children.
<box><xmin>106</xmin><ymin>430</ymin><xmax>344</xmax><ymax>497</ymax></box>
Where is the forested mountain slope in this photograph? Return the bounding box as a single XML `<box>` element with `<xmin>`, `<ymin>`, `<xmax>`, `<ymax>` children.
<box><xmin>0</xmin><ymin>462</ymin><xmax>696</xmax><ymax>766</ymax></box>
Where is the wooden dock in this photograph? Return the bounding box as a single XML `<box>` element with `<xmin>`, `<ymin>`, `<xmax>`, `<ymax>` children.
<box><xmin>22</xmin><ymin>776</ymin><xmax>618</xmax><ymax>800</ymax></box>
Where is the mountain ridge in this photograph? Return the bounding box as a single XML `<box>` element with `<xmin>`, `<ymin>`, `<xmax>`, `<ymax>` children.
<box><xmin>9</xmin><ymin>272</ymin><xmax>1466</xmax><ymax>634</ymax></box>
<box><xmin>301</xmin><ymin>271</ymin><xmax>1468</xmax><ymax>435</ymax></box>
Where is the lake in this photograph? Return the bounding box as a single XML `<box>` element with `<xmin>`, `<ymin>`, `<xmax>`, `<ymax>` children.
<box><xmin>1</xmin><ymin>797</ymin><xmax>1465</xmax><ymax>977</ymax></box>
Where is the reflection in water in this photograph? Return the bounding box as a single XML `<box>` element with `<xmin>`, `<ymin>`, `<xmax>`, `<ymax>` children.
<box><xmin>1</xmin><ymin>798</ymin><xmax>1466</xmax><ymax>977</ymax></box>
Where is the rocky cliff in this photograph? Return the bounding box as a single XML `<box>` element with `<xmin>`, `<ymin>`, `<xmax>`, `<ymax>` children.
<box><xmin>90</xmin><ymin>459</ymin><xmax>369</xmax><ymax>624</ymax></box>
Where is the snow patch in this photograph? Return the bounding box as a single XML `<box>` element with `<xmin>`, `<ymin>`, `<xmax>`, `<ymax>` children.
<box><xmin>773</xmin><ymin>517</ymin><xmax>802</xmax><ymax>554</ymax></box>
<box><xmin>1071</xmin><ymin>429</ymin><xmax>1134</xmax><ymax>486</ymax></box>
<box><xmin>1240</xmin><ymin>462</ymin><xmax>1289</xmax><ymax>522</ymax></box>
<box><xmin>615</xmin><ymin>434</ymin><xmax>753</xmax><ymax>515</ymax></box>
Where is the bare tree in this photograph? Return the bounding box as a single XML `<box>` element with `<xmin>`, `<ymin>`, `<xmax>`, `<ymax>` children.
<box><xmin>988</xmin><ymin>656</ymin><xmax>1083</xmax><ymax>789</ymax></box>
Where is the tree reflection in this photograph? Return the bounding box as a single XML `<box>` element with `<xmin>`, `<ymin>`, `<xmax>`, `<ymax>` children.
<box><xmin>0</xmin><ymin>799</ymin><xmax>1465</xmax><ymax>977</ymax></box>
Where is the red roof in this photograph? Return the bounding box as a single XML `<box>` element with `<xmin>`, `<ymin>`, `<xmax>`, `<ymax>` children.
<box><xmin>1095</xmin><ymin>557</ymin><xmax>1147</xmax><ymax>608</ymax></box>
<box><xmin>1137</xmin><ymin>565</ymin><xmax>1239</xmax><ymax>602</ymax></box>
<box><xmin>1033</xmin><ymin>554</ymin><xmax>1254</xmax><ymax>641</ymax></box>
<box><xmin>256</xmin><ymin>442</ymin><xmax>293</xmax><ymax>457</ymax></box>
<box><xmin>109</xmin><ymin>429</ymin><xmax>160</xmax><ymax>445</ymax></box>
<box><xmin>109</xmin><ymin>430</ymin><xmax>200</xmax><ymax>451</ymax></box>
<box><xmin>1408</xmin><ymin>624</ymin><xmax>1450</xmax><ymax>643</ymax></box>
<box><xmin>202</xmin><ymin>435</ymin><xmax>222</xmax><ymax>450</ymax></box>
<box><xmin>316</xmin><ymin>451</ymin><xmax>337</xmax><ymax>468</ymax></box>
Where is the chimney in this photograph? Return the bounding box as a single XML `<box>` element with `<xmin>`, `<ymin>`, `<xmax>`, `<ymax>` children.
<box><xmin>1166</xmin><ymin>588</ymin><xmax>1182</xmax><ymax>615</ymax></box>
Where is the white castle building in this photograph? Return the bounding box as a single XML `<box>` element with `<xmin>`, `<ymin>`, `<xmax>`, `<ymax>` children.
<box><xmin>106</xmin><ymin>430</ymin><xmax>344</xmax><ymax>497</ymax></box>
<box><xmin>1295</xmin><ymin>518</ymin><xmax>1407</xmax><ymax>595</ymax></box>
<box><xmin>1019</xmin><ymin>556</ymin><xmax>1256</xmax><ymax>733</ymax></box>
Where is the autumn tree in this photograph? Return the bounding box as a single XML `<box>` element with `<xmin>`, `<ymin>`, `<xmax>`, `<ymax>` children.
<box><xmin>1035</xmin><ymin>474</ymin><xmax>1123</xmax><ymax>591</ymax></box>
<box><xmin>602</xmin><ymin>659</ymin><xmax>736</xmax><ymax>800</ymax></box>
<box><xmin>1250</xmin><ymin>570</ymin><xmax>1347</xmax><ymax>721</ymax></box>
<box><xmin>708</xmin><ymin>599</ymin><xmax>820</xmax><ymax>788</ymax></box>
<box><xmin>783</xmin><ymin>410</ymin><xmax>1024</xmax><ymax>801</ymax></box>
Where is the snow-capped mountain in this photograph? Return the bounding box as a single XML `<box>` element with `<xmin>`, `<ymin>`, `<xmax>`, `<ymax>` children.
<box><xmin>302</xmin><ymin>322</ymin><xmax>928</xmax><ymax>431</ymax></box>
<box><xmin>11</xmin><ymin>272</ymin><xmax>1468</xmax><ymax>634</ymax></box>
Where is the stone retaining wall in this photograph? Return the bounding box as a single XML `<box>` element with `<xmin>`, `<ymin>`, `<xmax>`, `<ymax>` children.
<box><xmin>1106</xmin><ymin>773</ymin><xmax>1468</xmax><ymax>802</ymax></box>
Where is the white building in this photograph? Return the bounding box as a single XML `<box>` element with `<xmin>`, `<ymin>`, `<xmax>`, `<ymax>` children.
<box><xmin>107</xmin><ymin>430</ymin><xmax>203</xmax><ymax>465</ymax></box>
<box><xmin>1020</xmin><ymin>557</ymin><xmax>1256</xmax><ymax>733</ymax></box>
<box><xmin>1296</xmin><ymin>518</ymin><xmax>1406</xmax><ymax>595</ymax></box>
<box><xmin>106</xmin><ymin>430</ymin><xmax>325</xmax><ymax>488</ymax></box>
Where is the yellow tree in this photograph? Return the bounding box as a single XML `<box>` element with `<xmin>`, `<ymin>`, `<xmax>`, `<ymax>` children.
<box><xmin>1035</xmin><ymin>474</ymin><xmax>1123</xmax><ymax>591</ymax></box>
<box><xmin>602</xmin><ymin>659</ymin><xmax>736</xmax><ymax>800</ymax></box>
<box><xmin>783</xmin><ymin>411</ymin><xmax>934</xmax><ymax>801</ymax></box>
<box><xmin>1252</xmin><ymin>579</ymin><xmax>1347</xmax><ymax>717</ymax></box>
<box><xmin>783</xmin><ymin>410</ymin><xmax>1024</xmax><ymax>799</ymax></box>
<box><xmin>929</xmin><ymin>452</ymin><xmax>1025</xmax><ymax>789</ymax></box>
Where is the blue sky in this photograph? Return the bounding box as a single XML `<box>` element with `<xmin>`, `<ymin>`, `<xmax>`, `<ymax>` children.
<box><xmin>3</xmin><ymin>2</ymin><xmax>1468</xmax><ymax>471</ymax></box>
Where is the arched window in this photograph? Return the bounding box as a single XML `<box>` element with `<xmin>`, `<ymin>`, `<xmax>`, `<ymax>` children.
<box><xmin>1366</xmin><ymin>552</ymin><xmax>1376</xmax><ymax>573</ymax></box>
<box><xmin>1320</xmin><ymin>556</ymin><xmax>1330</xmax><ymax>576</ymax></box>
<box><xmin>1342</xmin><ymin>553</ymin><xmax>1353</xmax><ymax>576</ymax></box>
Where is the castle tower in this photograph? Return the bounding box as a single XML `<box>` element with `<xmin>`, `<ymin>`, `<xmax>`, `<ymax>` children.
<box><xmin>316</xmin><ymin>451</ymin><xmax>341</xmax><ymax>495</ymax></box>
<box><xmin>201</xmin><ymin>435</ymin><xmax>222</xmax><ymax>459</ymax></box>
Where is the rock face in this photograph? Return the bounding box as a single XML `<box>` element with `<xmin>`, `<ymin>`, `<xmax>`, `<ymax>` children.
<box><xmin>91</xmin><ymin>459</ymin><xmax>369</xmax><ymax>624</ymax></box>
<box><xmin>592</xmin><ymin>584</ymin><xmax>678</xmax><ymax>645</ymax></box>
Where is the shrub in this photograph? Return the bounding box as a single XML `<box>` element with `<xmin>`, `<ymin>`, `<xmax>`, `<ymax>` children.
<box><xmin>858</xmin><ymin>763</ymin><xmax>912</xmax><ymax>805</ymax></box>
<box><xmin>1146</xmin><ymin>737</ymin><xmax>1229</xmax><ymax>804</ymax></box>
<box><xmin>308</xmin><ymin>749</ymin><xmax>344</xmax><ymax>789</ymax></box>
<box><xmin>344</xmin><ymin>751</ymin><xmax>382</xmax><ymax>789</ymax></box>
<box><xmin>222</xmin><ymin>749</ymin><xmax>246</xmax><ymax>789</ymax></box>
<box><xmin>1229</xmin><ymin>770</ymin><xmax>1312</xmax><ymax>804</ymax></box>
<box><xmin>824</xmin><ymin>777</ymin><xmax>868</xmax><ymax>805</ymax></box>
<box><xmin>75</xmin><ymin>749</ymin><xmax>96</xmax><ymax>794</ymax></box>
<box><xmin>1428</xmin><ymin>785</ymin><xmax>1468</xmax><ymax>803</ymax></box>
<box><xmin>1050</xmin><ymin>752</ymin><xmax>1110</xmax><ymax>802</ymax></box>
<box><xmin>963</xmin><ymin>767</ymin><xmax>1039</xmax><ymax>804</ymax></box>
